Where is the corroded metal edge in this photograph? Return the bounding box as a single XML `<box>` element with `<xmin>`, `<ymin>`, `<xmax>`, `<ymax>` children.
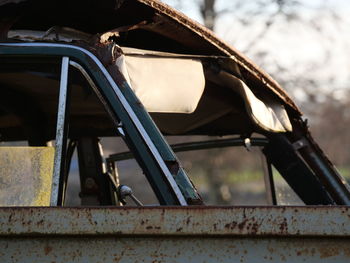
<box><xmin>1</xmin><ymin>206</ymin><xmax>349</xmax><ymax>237</ymax></box>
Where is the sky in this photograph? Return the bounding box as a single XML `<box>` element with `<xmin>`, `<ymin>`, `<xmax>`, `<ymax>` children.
<box><xmin>162</xmin><ymin>0</ymin><xmax>350</xmax><ymax>101</ymax></box>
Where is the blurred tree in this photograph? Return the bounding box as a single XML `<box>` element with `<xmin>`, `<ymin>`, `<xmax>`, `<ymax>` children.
<box><xmin>163</xmin><ymin>0</ymin><xmax>347</xmax><ymax>101</ymax></box>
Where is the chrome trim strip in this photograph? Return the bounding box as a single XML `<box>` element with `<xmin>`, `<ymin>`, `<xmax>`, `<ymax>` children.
<box><xmin>51</xmin><ymin>56</ymin><xmax>69</xmax><ymax>206</ymax></box>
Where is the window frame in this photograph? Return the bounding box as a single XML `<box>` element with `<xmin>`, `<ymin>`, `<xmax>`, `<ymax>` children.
<box><xmin>0</xmin><ymin>42</ymin><xmax>202</xmax><ymax>206</ymax></box>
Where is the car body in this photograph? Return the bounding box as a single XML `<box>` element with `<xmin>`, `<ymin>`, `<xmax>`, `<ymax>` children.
<box><xmin>0</xmin><ymin>0</ymin><xmax>350</xmax><ymax>262</ymax></box>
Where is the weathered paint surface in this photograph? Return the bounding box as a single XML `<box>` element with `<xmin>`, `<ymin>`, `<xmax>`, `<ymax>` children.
<box><xmin>1</xmin><ymin>206</ymin><xmax>350</xmax><ymax>236</ymax></box>
<box><xmin>0</xmin><ymin>147</ymin><xmax>54</xmax><ymax>206</ymax></box>
<box><xmin>1</xmin><ymin>236</ymin><xmax>350</xmax><ymax>263</ymax></box>
<box><xmin>0</xmin><ymin>207</ymin><xmax>349</xmax><ymax>262</ymax></box>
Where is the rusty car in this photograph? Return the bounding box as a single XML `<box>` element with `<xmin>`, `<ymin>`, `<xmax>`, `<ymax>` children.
<box><xmin>0</xmin><ymin>0</ymin><xmax>350</xmax><ymax>262</ymax></box>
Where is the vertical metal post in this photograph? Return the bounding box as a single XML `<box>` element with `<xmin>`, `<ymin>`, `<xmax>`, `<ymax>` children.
<box><xmin>50</xmin><ymin>56</ymin><xmax>69</xmax><ymax>206</ymax></box>
<box><xmin>77</xmin><ymin>137</ymin><xmax>114</xmax><ymax>206</ymax></box>
<box><xmin>261</xmin><ymin>154</ymin><xmax>277</xmax><ymax>205</ymax></box>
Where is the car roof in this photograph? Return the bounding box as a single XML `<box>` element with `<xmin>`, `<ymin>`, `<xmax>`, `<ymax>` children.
<box><xmin>0</xmin><ymin>0</ymin><xmax>302</xmax><ymax>138</ymax></box>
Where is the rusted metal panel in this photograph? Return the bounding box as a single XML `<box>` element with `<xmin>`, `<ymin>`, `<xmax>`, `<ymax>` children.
<box><xmin>1</xmin><ymin>207</ymin><xmax>350</xmax><ymax>262</ymax></box>
<box><xmin>1</xmin><ymin>236</ymin><xmax>350</xmax><ymax>262</ymax></box>
<box><xmin>0</xmin><ymin>207</ymin><xmax>349</xmax><ymax>237</ymax></box>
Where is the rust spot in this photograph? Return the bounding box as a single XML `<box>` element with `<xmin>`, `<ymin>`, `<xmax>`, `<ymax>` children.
<box><xmin>44</xmin><ymin>245</ymin><xmax>53</xmax><ymax>255</ymax></box>
<box><xmin>238</xmin><ymin>219</ymin><xmax>248</xmax><ymax>231</ymax></box>
<box><xmin>267</xmin><ymin>247</ymin><xmax>275</xmax><ymax>254</ymax></box>
<box><xmin>296</xmin><ymin>248</ymin><xmax>309</xmax><ymax>257</ymax></box>
<box><xmin>176</xmin><ymin>227</ymin><xmax>183</xmax><ymax>232</ymax></box>
<box><xmin>251</xmin><ymin>222</ymin><xmax>259</xmax><ymax>233</ymax></box>
<box><xmin>23</xmin><ymin>220</ymin><xmax>32</xmax><ymax>226</ymax></box>
<box><xmin>344</xmin><ymin>247</ymin><xmax>350</xmax><ymax>258</ymax></box>
<box><xmin>319</xmin><ymin>247</ymin><xmax>339</xmax><ymax>259</ymax></box>
<box><xmin>225</xmin><ymin>221</ymin><xmax>237</xmax><ymax>229</ymax></box>
<box><xmin>146</xmin><ymin>226</ymin><xmax>153</xmax><ymax>230</ymax></box>
<box><xmin>279</xmin><ymin>218</ymin><xmax>288</xmax><ymax>233</ymax></box>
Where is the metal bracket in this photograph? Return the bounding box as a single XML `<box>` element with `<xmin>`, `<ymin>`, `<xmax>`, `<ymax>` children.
<box><xmin>244</xmin><ymin>138</ymin><xmax>252</xmax><ymax>151</ymax></box>
<box><xmin>292</xmin><ymin>138</ymin><xmax>309</xmax><ymax>151</ymax></box>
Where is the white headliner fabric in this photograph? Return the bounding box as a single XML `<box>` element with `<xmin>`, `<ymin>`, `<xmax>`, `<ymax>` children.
<box><xmin>117</xmin><ymin>48</ymin><xmax>292</xmax><ymax>132</ymax></box>
<box><xmin>8</xmin><ymin>31</ymin><xmax>292</xmax><ymax>133</ymax></box>
<box><xmin>116</xmin><ymin>50</ymin><xmax>205</xmax><ymax>114</ymax></box>
<box><xmin>117</xmin><ymin>47</ymin><xmax>292</xmax><ymax>132</ymax></box>
<box><xmin>240</xmin><ymin>81</ymin><xmax>292</xmax><ymax>132</ymax></box>
<box><xmin>206</xmin><ymin>70</ymin><xmax>292</xmax><ymax>132</ymax></box>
